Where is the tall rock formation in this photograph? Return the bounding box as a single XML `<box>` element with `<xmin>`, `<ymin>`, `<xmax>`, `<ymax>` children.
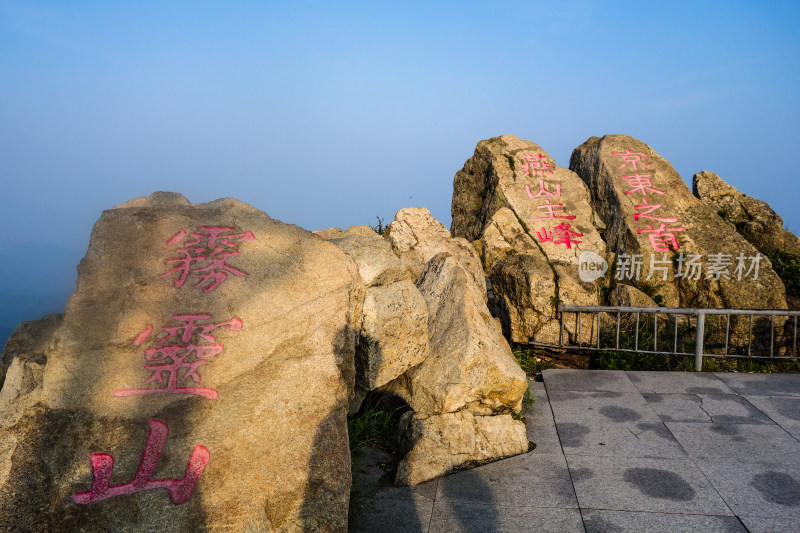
<box><xmin>0</xmin><ymin>192</ymin><xmax>362</xmax><ymax>532</ymax></box>
<box><xmin>570</xmin><ymin>134</ymin><xmax>787</xmax><ymax>313</ymax></box>
<box><xmin>451</xmin><ymin>134</ymin><xmax>608</xmax><ymax>344</ymax></box>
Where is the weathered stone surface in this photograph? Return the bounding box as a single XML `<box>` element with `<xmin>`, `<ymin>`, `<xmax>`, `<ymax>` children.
<box><xmin>394</xmin><ymin>410</ymin><xmax>528</xmax><ymax>486</ymax></box>
<box><xmin>357</xmin><ymin>281</ymin><xmax>429</xmax><ymax>391</ymax></box>
<box><xmin>328</xmin><ymin>229</ymin><xmax>428</xmax><ymax>410</ymax></box>
<box><xmin>329</xmin><ymin>230</ymin><xmax>412</xmax><ymax>287</ymax></box>
<box><xmin>451</xmin><ymin>135</ymin><xmax>608</xmax><ymax>344</ymax></box>
<box><xmin>692</xmin><ymin>170</ymin><xmax>784</xmax><ymax>250</ymax></box>
<box><xmin>0</xmin><ymin>313</ymin><xmax>61</xmax><ymax>392</ymax></box>
<box><xmin>313</xmin><ymin>224</ymin><xmax>382</xmax><ymax>242</ymax></box>
<box><xmin>0</xmin><ymin>192</ymin><xmax>362</xmax><ymax>532</ymax></box>
<box><xmin>383</xmin><ymin>253</ymin><xmax>527</xmax><ymax>417</ymax></box>
<box><xmin>384</xmin><ymin>208</ymin><xmax>486</xmax><ymax>295</ymax></box>
<box><xmin>608</xmin><ymin>284</ymin><xmax>657</xmax><ymax>308</ymax></box>
<box><xmin>570</xmin><ymin>134</ymin><xmax>787</xmax><ymax>312</ymax></box>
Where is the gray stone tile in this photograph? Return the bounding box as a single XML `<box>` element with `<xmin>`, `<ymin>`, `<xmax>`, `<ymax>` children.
<box><xmin>350</xmin><ymin>487</ymin><xmax>434</xmax><ymax>533</ymax></box>
<box><xmin>627</xmin><ymin>371</ymin><xmax>734</xmax><ymax>394</ymax></box>
<box><xmin>781</xmin><ymin>422</ymin><xmax>800</xmax><ymax>440</ymax></box>
<box><xmin>429</xmin><ymin>501</ymin><xmax>584</xmax><ymax>533</ymax></box>
<box><xmin>543</xmin><ymin>369</ymin><xmax>638</xmax><ymax>392</ymax></box>
<box><xmin>743</xmin><ymin>394</ymin><xmax>800</xmax><ymax>426</ymax></box>
<box><xmin>436</xmin><ymin>452</ymin><xmax>578</xmax><ymax>509</ymax></box>
<box><xmin>549</xmin><ymin>390</ymin><xmax>661</xmax><ymax>424</ymax></box>
<box><xmin>696</xmin><ymin>460</ymin><xmax>800</xmax><ymax>519</ymax></box>
<box><xmin>566</xmin><ymin>455</ymin><xmax>732</xmax><ymax>515</ymax></box>
<box><xmin>581</xmin><ymin>509</ymin><xmax>747</xmax><ymax>533</ymax></box>
<box><xmin>714</xmin><ymin>372</ymin><xmax>800</xmax><ymax>397</ymax></box>
<box><xmin>739</xmin><ymin>515</ymin><xmax>800</xmax><ymax>533</ymax></box>
<box><xmin>643</xmin><ymin>392</ymin><xmax>772</xmax><ymax>424</ymax></box>
<box><xmin>557</xmin><ymin>420</ymin><xmax>686</xmax><ymax>459</ymax></box>
<box><xmin>666</xmin><ymin>422</ymin><xmax>800</xmax><ymax>465</ymax></box>
<box><xmin>526</xmin><ymin>380</ymin><xmax>562</xmax><ymax>454</ymax></box>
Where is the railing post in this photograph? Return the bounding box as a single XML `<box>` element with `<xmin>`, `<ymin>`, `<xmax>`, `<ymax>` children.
<box><xmin>695</xmin><ymin>312</ymin><xmax>706</xmax><ymax>372</ymax></box>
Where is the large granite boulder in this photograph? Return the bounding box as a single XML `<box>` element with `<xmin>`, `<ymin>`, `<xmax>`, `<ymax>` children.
<box><xmin>394</xmin><ymin>410</ymin><xmax>528</xmax><ymax>486</ymax></box>
<box><xmin>692</xmin><ymin>170</ymin><xmax>785</xmax><ymax>251</ymax></box>
<box><xmin>570</xmin><ymin>135</ymin><xmax>787</xmax><ymax>313</ymax></box>
<box><xmin>326</xmin><ymin>227</ymin><xmax>430</xmax><ymax>411</ymax></box>
<box><xmin>451</xmin><ymin>135</ymin><xmax>608</xmax><ymax>344</ymax></box>
<box><xmin>384</xmin><ymin>207</ymin><xmax>486</xmax><ymax>295</ymax></box>
<box><xmin>384</xmin><ymin>252</ymin><xmax>528</xmax><ymax>485</ymax></box>
<box><xmin>0</xmin><ymin>192</ymin><xmax>362</xmax><ymax>532</ymax></box>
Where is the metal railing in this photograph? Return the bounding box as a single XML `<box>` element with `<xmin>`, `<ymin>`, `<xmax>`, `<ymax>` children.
<box><xmin>529</xmin><ymin>305</ymin><xmax>800</xmax><ymax>371</ymax></box>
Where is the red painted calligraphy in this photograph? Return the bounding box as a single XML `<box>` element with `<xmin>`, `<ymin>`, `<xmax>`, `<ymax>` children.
<box><xmin>114</xmin><ymin>313</ymin><xmax>243</xmax><ymax>400</ymax></box>
<box><xmin>637</xmin><ymin>223</ymin><xmax>686</xmax><ymax>252</ymax></box>
<box><xmin>534</xmin><ymin>199</ymin><xmax>576</xmax><ymax>221</ymax></box>
<box><xmin>526</xmin><ymin>178</ymin><xmax>562</xmax><ymax>199</ymax></box>
<box><xmin>537</xmin><ymin>223</ymin><xmax>583</xmax><ymax>249</ymax></box>
<box><xmin>611</xmin><ymin>149</ymin><xmax>653</xmax><ymax>171</ymax></box>
<box><xmin>624</xmin><ymin>174</ymin><xmax>664</xmax><ymax>196</ymax></box>
<box><xmin>521</xmin><ymin>154</ymin><xmax>555</xmax><ymax>176</ymax></box>
<box><xmin>72</xmin><ymin>419</ymin><xmax>209</xmax><ymax>505</ymax></box>
<box><xmin>161</xmin><ymin>226</ymin><xmax>255</xmax><ymax>293</ymax></box>
<box><xmin>633</xmin><ymin>198</ymin><xmax>680</xmax><ymax>223</ymax></box>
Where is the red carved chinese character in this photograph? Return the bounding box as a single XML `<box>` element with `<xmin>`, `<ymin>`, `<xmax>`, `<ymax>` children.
<box><xmin>161</xmin><ymin>226</ymin><xmax>255</xmax><ymax>292</ymax></box>
<box><xmin>114</xmin><ymin>314</ymin><xmax>243</xmax><ymax>400</ymax></box>
<box><xmin>525</xmin><ymin>178</ymin><xmax>562</xmax><ymax>198</ymax></box>
<box><xmin>534</xmin><ymin>199</ymin><xmax>576</xmax><ymax>221</ymax></box>
<box><xmin>520</xmin><ymin>154</ymin><xmax>555</xmax><ymax>176</ymax></box>
<box><xmin>624</xmin><ymin>174</ymin><xmax>664</xmax><ymax>196</ymax></box>
<box><xmin>634</xmin><ymin>198</ymin><xmax>680</xmax><ymax>223</ymax></box>
<box><xmin>637</xmin><ymin>223</ymin><xmax>686</xmax><ymax>251</ymax></box>
<box><xmin>73</xmin><ymin>419</ymin><xmax>209</xmax><ymax>505</ymax></box>
<box><xmin>537</xmin><ymin>223</ymin><xmax>583</xmax><ymax>249</ymax></box>
<box><xmin>611</xmin><ymin>149</ymin><xmax>653</xmax><ymax>171</ymax></box>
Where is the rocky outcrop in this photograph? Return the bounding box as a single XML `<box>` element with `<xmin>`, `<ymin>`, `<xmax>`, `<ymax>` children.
<box><xmin>570</xmin><ymin>134</ymin><xmax>787</xmax><ymax>313</ymax></box>
<box><xmin>608</xmin><ymin>284</ymin><xmax>657</xmax><ymax>308</ymax></box>
<box><xmin>0</xmin><ymin>192</ymin><xmax>362</xmax><ymax>532</ymax></box>
<box><xmin>451</xmin><ymin>135</ymin><xmax>608</xmax><ymax>344</ymax></box>
<box><xmin>692</xmin><ymin>170</ymin><xmax>785</xmax><ymax>251</ymax></box>
<box><xmin>384</xmin><ymin>252</ymin><xmax>528</xmax><ymax>484</ymax></box>
<box><xmin>384</xmin><ymin>207</ymin><xmax>486</xmax><ymax>295</ymax></box>
<box><xmin>313</xmin><ymin>215</ymin><xmax>530</xmax><ymax>486</ymax></box>
<box><xmin>394</xmin><ymin>410</ymin><xmax>528</xmax><ymax>486</ymax></box>
<box><xmin>327</xmin><ymin>227</ymin><xmax>429</xmax><ymax>408</ymax></box>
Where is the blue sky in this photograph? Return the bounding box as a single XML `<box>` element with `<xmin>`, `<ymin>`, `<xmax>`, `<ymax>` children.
<box><xmin>1</xmin><ymin>1</ymin><xmax>799</xmax><ymax>346</ymax></box>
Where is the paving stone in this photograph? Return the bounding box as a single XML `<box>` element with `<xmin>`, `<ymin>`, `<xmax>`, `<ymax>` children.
<box><xmin>696</xmin><ymin>460</ymin><xmax>800</xmax><ymax>520</ymax></box>
<box><xmin>526</xmin><ymin>380</ymin><xmax>562</xmax><ymax>454</ymax></box>
<box><xmin>643</xmin><ymin>393</ymin><xmax>772</xmax><ymax>424</ymax></box>
<box><xmin>666</xmin><ymin>422</ymin><xmax>800</xmax><ymax>465</ymax></box>
<box><xmin>436</xmin><ymin>452</ymin><xmax>578</xmax><ymax>509</ymax></box>
<box><xmin>557</xmin><ymin>420</ymin><xmax>686</xmax><ymax>459</ymax></box>
<box><xmin>543</xmin><ymin>369</ymin><xmax>638</xmax><ymax>392</ymax></box>
<box><xmin>566</xmin><ymin>455</ymin><xmax>732</xmax><ymax>515</ymax></box>
<box><xmin>350</xmin><ymin>482</ymin><xmax>437</xmax><ymax>533</ymax></box>
<box><xmin>743</xmin><ymin>394</ymin><xmax>800</xmax><ymax>425</ymax></box>
<box><xmin>739</xmin><ymin>515</ymin><xmax>800</xmax><ymax>533</ymax></box>
<box><xmin>627</xmin><ymin>371</ymin><xmax>734</xmax><ymax>394</ymax></box>
<box><xmin>429</xmin><ymin>501</ymin><xmax>584</xmax><ymax>533</ymax></box>
<box><xmin>780</xmin><ymin>422</ymin><xmax>800</xmax><ymax>440</ymax></box>
<box><xmin>581</xmin><ymin>509</ymin><xmax>747</xmax><ymax>532</ymax></box>
<box><xmin>714</xmin><ymin>373</ymin><xmax>800</xmax><ymax>397</ymax></box>
<box><xmin>548</xmin><ymin>390</ymin><xmax>661</xmax><ymax>424</ymax></box>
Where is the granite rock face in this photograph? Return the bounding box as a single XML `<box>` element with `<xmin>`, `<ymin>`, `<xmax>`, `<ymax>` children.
<box><xmin>0</xmin><ymin>192</ymin><xmax>362</xmax><ymax>532</ymax></box>
<box><xmin>394</xmin><ymin>410</ymin><xmax>528</xmax><ymax>486</ymax></box>
<box><xmin>451</xmin><ymin>135</ymin><xmax>608</xmax><ymax>344</ymax></box>
<box><xmin>692</xmin><ymin>170</ymin><xmax>785</xmax><ymax>251</ymax></box>
<box><xmin>570</xmin><ymin>134</ymin><xmax>787</xmax><ymax>313</ymax></box>
<box><xmin>384</xmin><ymin>207</ymin><xmax>486</xmax><ymax>295</ymax></box>
<box><xmin>383</xmin><ymin>252</ymin><xmax>528</xmax><ymax>485</ymax></box>
<box><xmin>327</xmin><ymin>228</ymin><xmax>429</xmax><ymax>406</ymax></box>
